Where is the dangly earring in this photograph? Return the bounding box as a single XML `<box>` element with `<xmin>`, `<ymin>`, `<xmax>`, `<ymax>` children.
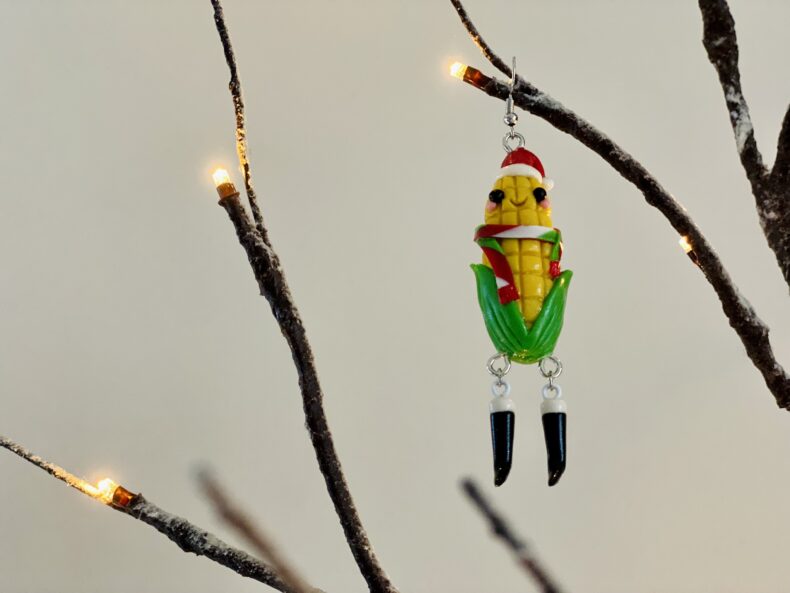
<box><xmin>470</xmin><ymin>58</ymin><xmax>573</xmax><ymax>487</ymax></box>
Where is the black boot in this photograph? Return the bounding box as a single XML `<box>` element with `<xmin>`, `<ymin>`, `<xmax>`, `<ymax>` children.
<box><xmin>541</xmin><ymin>399</ymin><xmax>567</xmax><ymax>486</ymax></box>
<box><xmin>489</xmin><ymin>391</ymin><xmax>515</xmax><ymax>486</ymax></box>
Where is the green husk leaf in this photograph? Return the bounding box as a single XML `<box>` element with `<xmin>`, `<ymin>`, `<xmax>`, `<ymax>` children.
<box><xmin>472</xmin><ymin>265</ymin><xmax>572</xmax><ymax>365</ymax></box>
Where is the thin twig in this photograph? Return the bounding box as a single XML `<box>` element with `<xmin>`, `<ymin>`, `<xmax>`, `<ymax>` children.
<box><xmin>449</xmin><ymin>0</ymin><xmax>790</xmax><ymax>410</ymax></box>
<box><xmin>216</xmin><ymin>194</ymin><xmax>397</xmax><ymax>593</ymax></box>
<box><xmin>198</xmin><ymin>470</ymin><xmax>315</xmax><ymax>593</ymax></box>
<box><xmin>210</xmin><ymin>0</ymin><xmax>398</xmax><ymax>589</ymax></box>
<box><xmin>461</xmin><ymin>478</ymin><xmax>564</xmax><ymax>593</ymax></box>
<box><xmin>208</xmin><ymin>8</ymin><xmax>398</xmax><ymax>580</ymax></box>
<box><xmin>0</xmin><ymin>435</ymin><xmax>107</xmax><ymax>497</ymax></box>
<box><xmin>210</xmin><ymin>0</ymin><xmax>267</xmax><ymax>241</ymax></box>
<box><xmin>449</xmin><ymin>0</ymin><xmax>511</xmax><ymax>78</ymax></box>
<box><xmin>0</xmin><ymin>435</ymin><xmax>293</xmax><ymax>592</ymax></box>
<box><xmin>698</xmin><ymin>0</ymin><xmax>790</xmax><ymax>290</ymax></box>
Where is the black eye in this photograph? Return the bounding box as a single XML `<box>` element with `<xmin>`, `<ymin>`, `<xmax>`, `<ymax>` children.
<box><xmin>533</xmin><ymin>188</ymin><xmax>547</xmax><ymax>202</ymax></box>
<box><xmin>489</xmin><ymin>189</ymin><xmax>505</xmax><ymax>204</ymax></box>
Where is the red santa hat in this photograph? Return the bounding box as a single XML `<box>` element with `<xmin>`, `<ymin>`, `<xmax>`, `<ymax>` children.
<box><xmin>496</xmin><ymin>147</ymin><xmax>554</xmax><ymax>189</ymax></box>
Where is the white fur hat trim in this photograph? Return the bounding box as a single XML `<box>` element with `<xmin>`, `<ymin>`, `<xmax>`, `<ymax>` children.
<box><xmin>496</xmin><ymin>164</ymin><xmax>555</xmax><ymax>189</ymax></box>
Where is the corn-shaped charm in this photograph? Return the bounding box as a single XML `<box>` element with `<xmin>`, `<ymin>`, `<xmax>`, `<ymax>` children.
<box><xmin>472</xmin><ymin>147</ymin><xmax>572</xmax><ymax>358</ymax></box>
<box><xmin>473</xmin><ymin>147</ymin><xmax>572</xmax><ymax>487</ymax></box>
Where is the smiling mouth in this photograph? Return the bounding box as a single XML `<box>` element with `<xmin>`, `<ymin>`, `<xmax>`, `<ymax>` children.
<box><xmin>510</xmin><ymin>198</ymin><xmax>528</xmax><ymax>206</ymax></box>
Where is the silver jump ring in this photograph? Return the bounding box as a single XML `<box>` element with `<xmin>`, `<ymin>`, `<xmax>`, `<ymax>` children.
<box><xmin>502</xmin><ymin>131</ymin><xmax>526</xmax><ymax>152</ymax></box>
<box><xmin>541</xmin><ymin>383</ymin><xmax>562</xmax><ymax>400</ymax></box>
<box><xmin>491</xmin><ymin>379</ymin><xmax>511</xmax><ymax>398</ymax></box>
<box><xmin>539</xmin><ymin>355</ymin><xmax>563</xmax><ymax>379</ymax></box>
<box><xmin>486</xmin><ymin>353</ymin><xmax>511</xmax><ymax>378</ymax></box>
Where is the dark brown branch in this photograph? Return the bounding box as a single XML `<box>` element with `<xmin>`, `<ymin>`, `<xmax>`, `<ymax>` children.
<box><xmin>461</xmin><ymin>478</ymin><xmax>564</xmax><ymax>593</ymax></box>
<box><xmin>773</xmin><ymin>104</ymin><xmax>790</xmax><ymax>185</ymax></box>
<box><xmin>216</xmin><ymin>193</ymin><xmax>397</xmax><ymax>592</ymax></box>
<box><xmin>699</xmin><ymin>0</ymin><xmax>767</xmax><ymax>189</ymax></box>
<box><xmin>198</xmin><ymin>470</ymin><xmax>316</xmax><ymax>593</ymax></box>
<box><xmin>450</xmin><ymin>0</ymin><xmax>511</xmax><ymax>79</ymax></box>
<box><xmin>210</xmin><ymin>0</ymin><xmax>266</xmax><ymax>240</ymax></box>
<box><xmin>0</xmin><ymin>435</ymin><xmax>292</xmax><ymax>592</ymax></box>
<box><xmin>450</xmin><ymin>1</ymin><xmax>790</xmax><ymax>409</ymax></box>
<box><xmin>209</xmin><ymin>3</ymin><xmax>396</xmax><ymax>591</ymax></box>
<box><xmin>123</xmin><ymin>496</ymin><xmax>294</xmax><ymax>592</ymax></box>
<box><xmin>698</xmin><ymin>0</ymin><xmax>790</xmax><ymax>290</ymax></box>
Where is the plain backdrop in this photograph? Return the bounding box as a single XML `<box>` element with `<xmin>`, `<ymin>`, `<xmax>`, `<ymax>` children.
<box><xmin>2</xmin><ymin>1</ymin><xmax>790</xmax><ymax>592</ymax></box>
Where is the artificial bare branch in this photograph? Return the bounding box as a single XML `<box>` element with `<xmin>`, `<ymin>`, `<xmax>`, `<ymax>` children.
<box><xmin>209</xmin><ymin>3</ymin><xmax>397</xmax><ymax>591</ymax></box>
<box><xmin>198</xmin><ymin>470</ymin><xmax>316</xmax><ymax>593</ymax></box>
<box><xmin>450</xmin><ymin>0</ymin><xmax>790</xmax><ymax>409</ymax></box>
<box><xmin>773</xmin><ymin>104</ymin><xmax>790</xmax><ymax>185</ymax></box>
<box><xmin>125</xmin><ymin>497</ymin><xmax>292</xmax><ymax>592</ymax></box>
<box><xmin>461</xmin><ymin>478</ymin><xmax>564</xmax><ymax>593</ymax></box>
<box><xmin>698</xmin><ymin>0</ymin><xmax>790</xmax><ymax>290</ymax></box>
<box><xmin>210</xmin><ymin>0</ymin><xmax>267</xmax><ymax>241</ymax></box>
<box><xmin>698</xmin><ymin>0</ymin><xmax>767</xmax><ymax>188</ymax></box>
<box><xmin>215</xmin><ymin>191</ymin><xmax>397</xmax><ymax>591</ymax></box>
<box><xmin>0</xmin><ymin>435</ymin><xmax>292</xmax><ymax>592</ymax></box>
<box><xmin>450</xmin><ymin>0</ymin><xmax>511</xmax><ymax>80</ymax></box>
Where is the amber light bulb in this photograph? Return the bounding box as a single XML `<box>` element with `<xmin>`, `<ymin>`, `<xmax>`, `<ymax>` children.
<box><xmin>679</xmin><ymin>235</ymin><xmax>699</xmax><ymax>265</ymax></box>
<box><xmin>212</xmin><ymin>168</ymin><xmax>238</xmax><ymax>200</ymax></box>
<box><xmin>448</xmin><ymin>62</ymin><xmax>491</xmax><ymax>90</ymax></box>
<box><xmin>450</xmin><ymin>62</ymin><xmax>467</xmax><ymax>79</ymax></box>
<box><xmin>94</xmin><ymin>478</ymin><xmax>137</xmax><ymax>508</ymax></box>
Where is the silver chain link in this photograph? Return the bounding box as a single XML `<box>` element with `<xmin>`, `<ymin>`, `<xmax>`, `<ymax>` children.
<box><xmin>538</xmin><ymin>355</ymin><xmax>563</xmax><ymax>389</ymax></box>
<box><xmin>486</xmin><ymin>353</ymin><xmax>511</xmax><ymax>378</ymax></box>
<box><xmin>486</xmin><ymin>353</ymin><xmax>511</xmax><ymax>395</ymax></box>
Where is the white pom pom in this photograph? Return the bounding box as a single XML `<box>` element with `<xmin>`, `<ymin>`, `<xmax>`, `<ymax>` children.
<box><xmin>543</xmin><ymin>178</ymin><xmax>554</xmax><ymax>190</ymax></box>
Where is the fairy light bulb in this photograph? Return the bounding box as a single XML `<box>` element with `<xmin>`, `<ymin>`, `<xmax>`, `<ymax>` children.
<box><xmin>96</xmin><ymin>478</ymin><xmax>118</xmax><ymax>503</ymax></box>
<box><xmin>212</xmin><ymin>168</ymin><xmax>238</xmax><ymax>200</ymax></box>
<box><xmin>447</xmin><ymin>62</ymin><xmax>491</xmax><ymax>90</ymax></box>
<box><xmin>450</xmin><ymin>62</ymin><xmax>467</xmax><ymax>79</ymax></box>
<box><xmin>87</xmin><ymin>477</ymin><xmax>136</xmax><ymax>508</ymax></box>
<box><xmin>212</xmin><ymin>168</ymin><xmax>231</xmax><ymax>187</ymax></box>
<box><xmin>679</xmin><ymin>235</ymin><xmax>699</xmax><ymax>265</ymax></box>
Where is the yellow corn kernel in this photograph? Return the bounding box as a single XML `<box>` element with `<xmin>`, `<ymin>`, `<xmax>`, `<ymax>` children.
<box><xmin>482</xmin><ymin>175</ymin><xmax>554</xmax><ymax>326</ymax></box>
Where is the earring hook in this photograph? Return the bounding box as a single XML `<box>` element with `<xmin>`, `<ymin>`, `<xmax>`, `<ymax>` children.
<box><xmin>509</xmin><ymin>56</ymin><xmax>517</xmax><ymax>94</ymax></box>
<box><xmin>504</xmin><ymin>57</ymin><xmax>517</xmax><ymax>123</ymax></box>
<box><xmin>502</xmin><ymin>56</ymin><xmax>524</xmax><ymax>152</ymax></box>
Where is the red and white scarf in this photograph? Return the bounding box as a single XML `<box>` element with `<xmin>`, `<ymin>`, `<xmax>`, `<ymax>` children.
<box><xmin>475</xmin><ymin>225</ymin><xmax>563</xmax><ymax>305</ymax></box>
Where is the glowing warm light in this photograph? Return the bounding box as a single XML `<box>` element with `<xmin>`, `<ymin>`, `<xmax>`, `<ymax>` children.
<box><xmin>679</xmin><ymin>235</ymin><xmax>700</xmax><ymax>266</ymax></box>
<box><xmin>83</xmin><ymin>477</ymin><xmax>136</xmax><ymax>507</ymax></box>
<box><xmin>447</xmin><ymin>62</ymin><xmax>489</xmax><ymax>90</ymax></box>
<box><xmin>450</xmin><ymin>62</ymin><xmax>467</xmax><ymax>80</ymax></box>
<box><xmin>212</xmin><ymin>168</ymin><xmax>231</xmax><ymax>188</ymax></box>
<box><xmin>212</xmin><ymin>167</ymin><xmax>238</xmax><ymax>200</ymax></box>
<box><xmin>96</xmin><ymin>478</ymin><xmax>119</xmax><ymax>503</ymax></box>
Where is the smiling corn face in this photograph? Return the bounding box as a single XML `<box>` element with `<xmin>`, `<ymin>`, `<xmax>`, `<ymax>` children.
<box><xmin>483</xmin><ymin>175</ymin><xmax>554</xmax><ymax>326</ymax></box>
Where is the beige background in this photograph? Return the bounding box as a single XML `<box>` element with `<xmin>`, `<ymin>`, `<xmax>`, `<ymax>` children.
<box><xmin>2</xmin><ymin>1</ymin><xmax>790</xmax><ymax>591</ymax></box>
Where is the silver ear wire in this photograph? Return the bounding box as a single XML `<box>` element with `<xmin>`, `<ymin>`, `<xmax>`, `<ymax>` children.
<box><xmin>503</xmin><ymin>56</ymin><xmax>517</xmax><ymax>128</ymax></box>
<box><xmin>509</xmin><ymin>56</ymin><xmax>517</xmax><ymax>89</ymax></box>
<box><xmin>502</xmin><ymin>56</ymin><xmax>524</xmax><ymax>152</ymax></box>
